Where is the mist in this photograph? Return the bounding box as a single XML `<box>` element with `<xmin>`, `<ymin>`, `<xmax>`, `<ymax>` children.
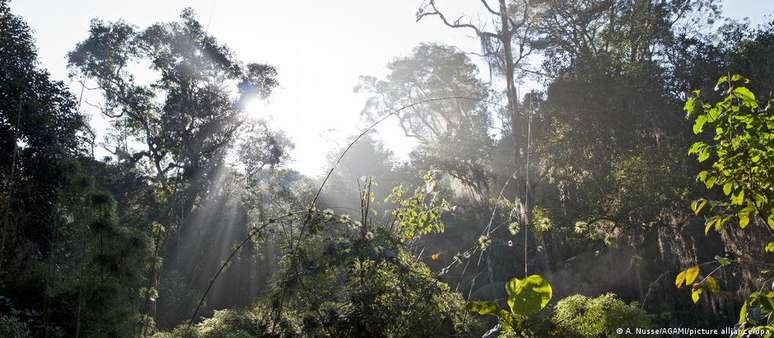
<box><xmin>1</xmin><ymin>0</ymin><xmax>773</xmax><ymax>337</ymax></box>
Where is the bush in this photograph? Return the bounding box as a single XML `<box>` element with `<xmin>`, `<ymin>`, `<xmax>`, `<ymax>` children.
<box><xmin>551</xmin><ymin>293</ymin><xmax>652</xmax><ymax>337</ymax></box>
<box><xmin>0</xmin><ymin>315</ymin><xmax>31</xmax><ymax>338</ymax></box>
<box><xmin>271</xmin><ymin>217</ymin><xmax>484</xmax><ymax>337</ymax></box>
<box><xmin>152</xmin><ymin>306</ymin><xmax>300</xmax><ymax>338</ymax></box>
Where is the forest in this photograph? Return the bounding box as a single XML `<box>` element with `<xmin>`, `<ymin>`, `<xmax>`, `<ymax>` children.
<box><xmin>1</xmin><ymin>0</ymin><xmax>773</xmax><ymax>337</ymax></box>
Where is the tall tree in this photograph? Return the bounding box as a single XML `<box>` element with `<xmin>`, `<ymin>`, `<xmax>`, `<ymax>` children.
<box><xmin>417</xmin><ymin>0</ymin><xmax>544</xmax><ymax>280</ymax></box>
<box><xmin>418</xmin><ymin>0</ymin><xmax>538</xmax><ymax>168</ymax></box>
<box><xmin>0</xmin><ymin>0</ymin><xmax>84</xmax><ymax>266</ymax></box>
<box><xmin>1</xmin><ymin>2</ymin><xmax>152</xmax><ymax>337</ymax></box>
<box><xmin>357</xmin><ymin>43</ymin><xmax>494</xmax><ymax>195</ymax></box>
<box><xmin>67</xmin><ymin>8</ymin><xmax>278</xmax><ymax>326</ymax></box>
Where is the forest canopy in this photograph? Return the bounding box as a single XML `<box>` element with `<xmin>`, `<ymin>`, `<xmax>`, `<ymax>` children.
<box><xmin>1</xmin><ymin>0</ymin><xmax>773</xmax><ymax>337</ymax></box>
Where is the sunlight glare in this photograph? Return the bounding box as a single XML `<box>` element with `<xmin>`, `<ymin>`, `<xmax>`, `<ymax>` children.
<box><xmin>245</xmin><ymin>98</ymin><xmax>270</xmax><ymax>119</ymax></box>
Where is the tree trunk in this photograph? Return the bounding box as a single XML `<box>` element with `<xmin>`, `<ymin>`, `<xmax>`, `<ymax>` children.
<box><xmin>498</xmin><ymin>0</ymin><xmax>520</xmax><ymax>166</ymax></box>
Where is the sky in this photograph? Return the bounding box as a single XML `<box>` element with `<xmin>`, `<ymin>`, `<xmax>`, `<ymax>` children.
<box><xmin>9</xmin><ymin>0</ymin><xmax>774</xmax><ymax>176</ymax></box>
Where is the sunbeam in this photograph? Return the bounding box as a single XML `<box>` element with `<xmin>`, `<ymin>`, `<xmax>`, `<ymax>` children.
<box><xmin>3</xmin><ymin>1</ymin><xmax>773</xmax><ymax>337</ymax></box>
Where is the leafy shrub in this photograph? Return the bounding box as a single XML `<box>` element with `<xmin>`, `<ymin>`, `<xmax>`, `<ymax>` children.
<box><xmin>152</xmin><ymin>306</ymin><xmax>301</xmax><ymax>338</ymax></box>
<box><xmin>551</xmin><ymin>293</ymin><xmax>652</xmax><ymax>337</ymax></box>
<box><xmin>467</xmin><ymin>274</ymin><xmax>553</xmax><ymax>336</ymax></box>
<box><xmin>274</xmin><ymin>222</ymin><xmax>483</xmax><ymax>337</ymax></box>
<box><xmin>0</xmin><ymin>315</ymin><xmax>31</xmax><ymax>338</ymax></box>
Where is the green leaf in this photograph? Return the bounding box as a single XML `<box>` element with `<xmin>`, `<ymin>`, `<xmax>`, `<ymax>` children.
<box><xmin>733</xmin><ymin>87</ymin><xmax>757</xmax><ymax>106</ymax></box>
<box><xmin>707</xmin><ymin>107</ymin><xmax>720</xmax><ymax>122</ymax></box>
<box><xmin>731</xmin><ymin>190</ymin><xmax>745</xmax><ymax>206</ymax></box>
<box><xmin>705</xmin><ymin>276</ymin><xmax>720</xmax><ymax>294</ymax></box>
<box><xmin>688</xmin><ymin>142</ymin><xmax>705</xmax><ymax>155</ymax></box>
<box><xmin>723</xmin><ymin>182</ymin><xmax>732</xmax><ymax>196</ymax></box>
<box><xmin>466</xmin><ymin>301</ymin><xmax>498</xmax><ymax>316</ymax></box>
<box><xmin>498</xmin><ymin>310</ymin><xmax>516</xmax><ymax>332</ymax></box>
<box><xmin>675</xmin><ymin>270</ymin><xmax>687</xmax><ymax>288</ymax></box>
<box><xmin>705</xmin><ymin>216</ymin><xmax>721</xmax><ymax>235</ymax></box>
<box><xmin>505</xmin><ymin>275</ymin><xmax>552</xmax><ymax>317</ymax></box>
<box><xmin>766</xmin><ymin>242</ymin><xmax>774</xmax><ymax>253</ymax></box>
<box><xmin>762</xmin><ymin>293</ymin><xmax>774</xmax><ymax>312</ymax></box>
<box><xmin>716</xmin><ymin>75</ymin><xmax>728</xmax><ymax>89</ymax></box>
<box><xmin>685</xmin><ymin>266</ymin><xmax>700</xmax><ymax>285</ymax></box>
<box><xmin>740</xmin><ymin>299</ymin><xmax>749</xmax><ymax>324</ymax></box>
<box><xmin>739</xmin><ymin>213</ymin><xmax>750</xmax><ymax>229</ymax></box>
<box><xmin>691</xmin><ymin>199</ymin><xmax>707</xmax><ymax>215</ymax></box>
<box><xmin>693</xmin><ymin>114</ymin><xmax>707</xmax><ymax>134</ymax></box>
<box><xmin>768</xmin><ymin>214</ymin><xmax>774</xmax><ymax>232</ymax></box>
<box><xmin>684</xmin><ymin>97</ymin><xmax>696</xmax><ymax>117</ymax></box>
<box><xmin>691</xmin><ymin>286</ymin><xmax>703</xmax><ymax>303</ymax></box>
<box><xmin>715</xmin><ymin>256</ymin><xmax>732</xmax><ymax>267</ymax></box>
<box><xmin>698</xmin><ymin>148</ymin><xmax>710</xmax><ymax>162</ymax></box>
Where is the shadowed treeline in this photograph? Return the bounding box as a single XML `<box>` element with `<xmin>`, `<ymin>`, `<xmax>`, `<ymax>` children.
<box><xmin>1</xmin><ymin>0</ymin><xmax>773</xmax><ymax>337</ymax></box>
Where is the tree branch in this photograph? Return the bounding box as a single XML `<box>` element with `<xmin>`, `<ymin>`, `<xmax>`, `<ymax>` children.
<box><xmin>480</xmin><ymin>0</ymin><xmax>501</xmax><ymax>16</ymax></box>
<box><xmin>417</xmin><ymin>0</ymin><xmax>499</xmax><ymax>39</ymax></box>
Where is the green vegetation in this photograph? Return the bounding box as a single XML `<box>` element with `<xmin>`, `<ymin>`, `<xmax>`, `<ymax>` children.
<box><xmin>552</xmin><ymin>293</ymin><xmax>652</xmax><ymax>337</ymax></box>
<box><xmin>682</xmin><ymin>75</ymin><xmax>774</xmax><ymax>333</ymax></box>
<box><xmin>467</xmin><ymin>275</ymin><xmax>552</xmax><ymax>336</ymax></box>
<box><xmin>1</xmin><ymin>0</ymin><xmax>773</xmax><ymax>336</ymax></box>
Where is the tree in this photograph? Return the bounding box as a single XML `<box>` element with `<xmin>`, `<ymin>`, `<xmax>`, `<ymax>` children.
<box><xmin>357</xmin><ymin>43</ymin><xmax>495</xmax><ymax>196</ymax></box>
<box><xmin>0</xmin><ymin>0</ymin><xmax>84</xmax><ymax>267</ymax></box>
<box><xmin>418</xmin><ymin>0</ymin><xmax>538</xmax><ymax>168</ymax></box>
<box><xmin>67</xmin><ymin>8</ymin><xmax>278</xmax><ymax>327</ymax></box>
<box><xmin>0</xmin><ymin>3</ymin><xmax>154</xmax><ymax>336</ymax></box>
<box><xmin>416</xmin><ymin>1</ymin><xmax>545</xmax><ymax>283</ymax></box>
<box><xmin>166</xmin><ymin>119</ymin><xmax>300</xmax><ymax>326</ymax></box>
<box><xmin>318</xmin><ymin>133</ymin><xmax>408</xmax><ymax>218</ymax></box>
<box><xmin>1</xmin><ymin>1</ymin><xmax>84</xmax><ymax>335</ymax></box>
<box><xmin>533</xmin><ymin>0</ymin><xmax>720</xmax><ymax>73</ymax></box>
<box><xmin>512</xmin><ymin>0</ymin><xmax>727</xmax><ymax>305</ymax></box>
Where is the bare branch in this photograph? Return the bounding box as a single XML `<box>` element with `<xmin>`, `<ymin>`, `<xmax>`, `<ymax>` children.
<box><xmin>417</xmin><ymin>0</ymin><xmax>499</xmax><ymax>39</ymax></box>
<box><xmin>480</xmin><ymin>0</ymin><xmax>501</xmax><ymax>16</ymax></box>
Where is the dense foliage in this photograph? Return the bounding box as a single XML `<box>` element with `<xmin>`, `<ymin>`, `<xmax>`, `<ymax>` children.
<box><xmin>551</xmin><ymin>293</ymin><xmax>652</xmax><ymax>337</ymax></box>
<box><xmin>681</xmin><ymin>75</ymin><xmax>774</xmax><ymax>333</ymax></box>
<box><xmin>1</xmin><ymin>0</ymin><xmax>773</xmax><ymax>336</ymax></box>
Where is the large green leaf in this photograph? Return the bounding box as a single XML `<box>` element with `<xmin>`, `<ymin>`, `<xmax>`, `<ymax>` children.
<box><xmin>466</xmin><ymin>301</ymin><xmax>498</xmax><ymax>316</ymax></box>
<box><xmin>505</xmin><ymin>274</ymin><xmax>552</xmax><ymax>317</ymax></box>
<box><xmin>732</xmin><ymin>87</ymin><xmax>757</xmax><ymax>108</ymax></box>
